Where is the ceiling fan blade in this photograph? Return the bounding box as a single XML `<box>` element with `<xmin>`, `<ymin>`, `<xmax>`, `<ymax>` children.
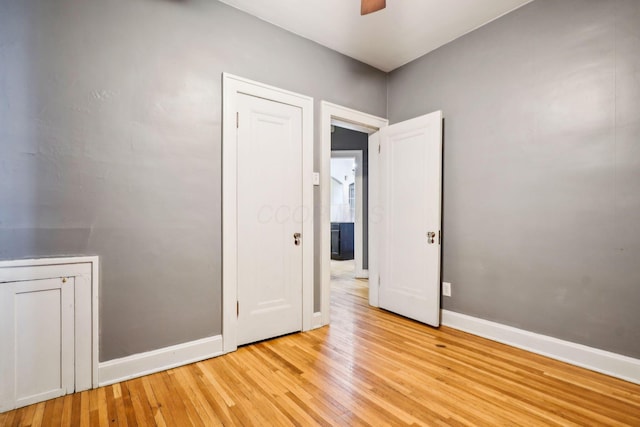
<box><xmin>361</xmin><ymin>0</ymin><xmax>386</xmax><ymax>15</ymax></box>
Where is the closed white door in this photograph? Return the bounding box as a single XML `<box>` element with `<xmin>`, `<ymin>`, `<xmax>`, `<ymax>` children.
<box><xmin>0</xmin><ymin>277</ymin><xmax>75</xmax><ymax>411</ymax></box>
<box><xmin>236</xmin><ymin>93</ymin><xmax>303</xmax><ymax>346</ymax></box>
<box><xmin>375</xmin><ymin>111</ymin><xmax>443</xmax><ymax>326</ymax></box>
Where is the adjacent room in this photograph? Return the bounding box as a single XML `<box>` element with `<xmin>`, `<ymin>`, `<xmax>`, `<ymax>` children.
<box><xmin>1</xmin><ymin>0</ymin><xmax>639</xmax><ymax>424</ymax></box>
<box><xmin>330</xmin><ymin>125</ymin><xmax>370</xmax><ymax>302</ymax></box>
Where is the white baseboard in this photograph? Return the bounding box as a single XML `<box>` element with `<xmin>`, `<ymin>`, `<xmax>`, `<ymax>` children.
<box><xmin>98</xmin><ymin>335</ymin><xmax>223</xmax><ymax>387</ymax></box>
<box><xmin>441</xmin><ymin>310</ymin><xmax>640</xmax><ymax>385</ymax></box>
<box><xmin>312</xmin><ymin>312</ymin><xmax>324</xmax><ymax>329</ymax></box>
<box><xmin>355</xmin><ymin>269</ymin><xmax>369</xmax><ymax>279</ymax></box>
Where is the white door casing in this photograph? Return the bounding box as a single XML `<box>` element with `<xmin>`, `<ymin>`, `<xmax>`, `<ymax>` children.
<box><xmin>368</xmin><ymin>131</ymin><xmax>381</xmax><ymax>308</ymax></box>
<box><xmin>236</xmin><ymin>93</ymin><xmax>303</xmax><ymax>346</ymax></box>
<box><xmin>222</xmin><ymin>74</ymin><xmax>314</xmax><ymax>353</ymax></box>
<box><xmin>375</xmin><ymin>111</ymin><xmax>443</xmax><ymax>327</ymax></box>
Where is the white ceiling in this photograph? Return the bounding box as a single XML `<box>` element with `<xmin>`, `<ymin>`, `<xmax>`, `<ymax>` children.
<box><xmin>219</xmin><ymin>0</ymin><xmax>533</xmax><ymax>72</ymax></box>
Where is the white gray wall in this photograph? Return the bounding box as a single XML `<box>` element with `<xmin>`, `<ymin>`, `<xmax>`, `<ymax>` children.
<box><xmin>388</xmin><ymin>0</ymin><xmax>640</xmax><ymax>358</ymax></box>
<box><xmin>3</xmin><ymin>0</ymin><xmax>637</xmax><ymax>363</ymax></box>
<box><xmin>0</xmin><ymin>0</ymin><xmax>387</xmax><ymax>361</ymax></box>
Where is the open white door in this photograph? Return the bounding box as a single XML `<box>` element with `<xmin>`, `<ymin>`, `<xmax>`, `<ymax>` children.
<box><xmin>371</xmin><ymin>111</ymin><xmax>443</xmax><ymax>327</ymax></box>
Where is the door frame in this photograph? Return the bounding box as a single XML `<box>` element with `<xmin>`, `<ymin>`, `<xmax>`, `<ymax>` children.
<box><xmin>222</xmin><ymin>74</ymin><xmax>314</xmax><ymax>353</ymax></box>
<box><xmin>320</xmin><ymin>101</ymin><xmax>388</xmax><ymax>326</ymax></box>
<box><xmin>330</xmin><ymin>149</ymin><xmax>365</xmax><ymax>278</ymax></box>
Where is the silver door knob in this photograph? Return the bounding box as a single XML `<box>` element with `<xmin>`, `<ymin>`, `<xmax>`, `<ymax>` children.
<box><xmin>293</xmin><ymin>233</ymin><xmax>301</xmax><ymax>246</ymax></box>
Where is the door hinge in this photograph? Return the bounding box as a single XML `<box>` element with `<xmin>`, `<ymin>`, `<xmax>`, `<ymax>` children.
<box><xmin>236</xmin><ymin>112</ymin><xmax>239</xmax><ymax>128</ymax></box>
<box><xmin>378</xmin><ymin>144</ymin><xmax>381</xmax><ymax>154</ymax></box>
<box><xmin>378</xmin><ymin>276</ymin><xmax>381</xmax><ymax>287</ymax></box>
<box><xmin>236</xmin><ymin>301</ymin><xmax>239</xmax><ymax>317</ymax></box>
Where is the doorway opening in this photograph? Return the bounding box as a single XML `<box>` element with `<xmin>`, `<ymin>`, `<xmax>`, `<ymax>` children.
<box><xmin>330</xmin><ymin>130</ymin><xmax>368</xmax><ymax>301</ymax></box>
<box><xmin>320</xmin><ymin>101</ymin><xmax>388</xmax><ymax>326</ymax></box>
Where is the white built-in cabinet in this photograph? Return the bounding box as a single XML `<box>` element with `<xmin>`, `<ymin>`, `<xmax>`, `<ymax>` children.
<box><xmin>0</xmin><ymin>257</ymin><xmax>98</xmax><ymax>413</ymax></box>
<box><xmin>0</xmin><ymin>278</ymin><xmax>74</xmax><ymax>409</ymax></box>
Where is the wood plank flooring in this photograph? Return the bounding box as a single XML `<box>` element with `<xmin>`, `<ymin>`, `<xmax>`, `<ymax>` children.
<box><xmin>2</xmin><ymin>268</ymin><xmax>640</xmax><ymax>426</ymax></box>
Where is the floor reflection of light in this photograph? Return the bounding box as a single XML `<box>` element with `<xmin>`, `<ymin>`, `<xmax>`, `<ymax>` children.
<box><xmin>329</xmin><ymin>258</ymin><xmax>369</xmax><ymax>394</ymax></box>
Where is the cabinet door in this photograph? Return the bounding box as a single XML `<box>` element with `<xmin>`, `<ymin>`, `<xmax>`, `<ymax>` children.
<box><xmin>0</xmin><ymin>277</ymin><xmax>74</xmax><ymax>411</ymax></box>
<box><xmin>331</xmin><ymin>223</ymin><xmax>340</xmax><ymax>256</ymax></box>
<box><xmin>340</xmin><ymin>223</ymin><xmax>354</xmax><ymax>260</ymax></box>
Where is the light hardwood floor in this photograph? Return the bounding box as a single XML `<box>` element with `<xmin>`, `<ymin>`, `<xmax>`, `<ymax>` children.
<box><xmin>2</xmin><ymin>269</ymin><xmax>640</xmax><ymax>426</ymax></box>
<box><xmin>331</xmin><ymin>259</ymin><xmax>368</xmax><ymax>300</ymax></box>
